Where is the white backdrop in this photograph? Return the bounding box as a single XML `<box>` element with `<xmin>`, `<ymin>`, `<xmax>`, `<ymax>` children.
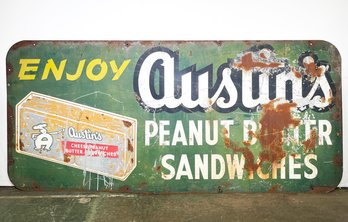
<box><xmin>0</xmin><ymin>0</ymin><xmax>347</xmax><ymax>187</ymax></box>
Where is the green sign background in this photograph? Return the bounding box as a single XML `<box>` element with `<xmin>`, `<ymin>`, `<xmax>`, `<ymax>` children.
<box><xmin>7</xmin><ymin>41</ymin><xmax>342</xmax><ymax>192</ymax></box>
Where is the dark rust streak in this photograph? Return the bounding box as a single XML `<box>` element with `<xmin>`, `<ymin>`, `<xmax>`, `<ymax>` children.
<box><xmin>127</xmin><ymin>139</ymin><xmax>134</xmax><ymax>152</ymax></box>
<box><xmin>123</xmin><ymin>120</ymin><xmax>132</xmax><ymax>128</ymax></box>
<box><xmin>307</xmin><ymin>40</ymin><xmax>321</xmax><ymax>47</ymax></box>
<box><xmin>309</xmin><ymin>186</ymin><xmax>336</xmax><ymax>193</ymax></box>
<box><xmin>19</xmin><ymin>140</ymin><xmax>24</xmax><ymax>151</ymax></box>
<box><xmin>333</xmin><ymin>154</ymin><xmax>343</xmax><ymax>167</ymax></box>
<box><xmin>10</xmin><ymin>41</ymin><xmax>38</xmax><ymax>51</ymax></box>
<box><xmin>222</xmin><ymin>128</ymin><xmax>256</xmax><ymax>176</ymax></box>
<box><xmin>214</xmin><ymin>41</ymin><xmax>222</xmax><ymax>46</ymax></box>
<box><xmin>139</xmin><ymin>41</ymin><xmax>153</xmax><ymax>46</ymax></box>
<box><xmin>302</xmin><ymin>129</ymin><xmax>317</xmax><ymax>153</ymax></box>
<box><xmin>6</xmin><ymin>63</ymin><xmax>13</xmax><ymax>76</ymax></box>
<box><xmin>332</xmin><ymin>80</ymin><xmax>342</xmax><ymax>121</ymax></box>
<box><xmin>7</xmin><ymin>103</ymin><xmax>15</xmax><ymax>148</ymax></box>
<box><xmin>118</xmin><ymin>185</ymin><xmax>131</xmax><ymax>193</ymax></box>
<box><xmin>7</xmin><ymin>104</ymin><xmax>15</xmax><ymax>166</ymax></box>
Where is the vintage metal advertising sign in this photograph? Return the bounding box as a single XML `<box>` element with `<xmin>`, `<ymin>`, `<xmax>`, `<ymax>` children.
<box><xmin>7</xmin><ymin>41</ymin><xmax>342</xmax><ymax>192</ymax></box>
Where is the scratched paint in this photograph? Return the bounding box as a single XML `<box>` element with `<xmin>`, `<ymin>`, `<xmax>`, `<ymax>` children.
<box><xmin>7</xmin><ymin>41</ymin><xmax>342</xmax><ymax>192</ymax></box>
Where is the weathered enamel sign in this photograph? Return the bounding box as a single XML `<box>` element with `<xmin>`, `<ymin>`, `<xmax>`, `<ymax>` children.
<box><xmin>7</xmin><ymin>41</ymin><xmax>342</xmax><ymax>192</ymax></box>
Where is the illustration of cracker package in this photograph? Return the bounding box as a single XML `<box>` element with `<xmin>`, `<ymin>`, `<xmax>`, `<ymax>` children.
<box><xmin>16</xmin><ymin>92</ymin><xmax>137</xmax><ymax>181</ymax></box>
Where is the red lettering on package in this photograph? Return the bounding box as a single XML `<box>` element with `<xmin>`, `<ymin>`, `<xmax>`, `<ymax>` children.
<box><xmin>62</xmin><ymin>141</ymin><xmax>119</xmax><ymax>158</ymax></box>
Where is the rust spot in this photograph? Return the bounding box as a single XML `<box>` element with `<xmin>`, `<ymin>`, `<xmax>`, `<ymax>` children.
<box><xmin>291</xmin><ymin>153</ymin><xmax>297</xmax><ymax>159</ymax></box>
<box><xmin>333</xmin><ymin>154</ymin><xmax>343</xmax><ymax>167</ymax></box>
<box><xmin>268</xmin><ymin>184</ymin><xmax>281</xmax><ymax>192</ymax></box>
<box><xmin>302</xmin><ymin>129</ymin><xmax>317</xmax><ymax>153</ymax></box>
<box><xmin>234</xmin><ymin>52</ymin><xmax>281</xmax><ymax>71</ymax></box>
<box><xmin>123</xmin><ymin>121</ymin><xmax>132</xmax><ymax>128</ymax></box>
<box><xmin>127</xmin><ymin>139</ymin><xmax>133</xmax><ymax>152</ymax></box>
<box><xmin>31</xmin><ymin>182</ymin><xmax>42</xmax><ymax>191</ymax></box>
<box><xmin>303</xmin><ymin>60</ymin><xmax>323</xmax><ymax>77</ymax></box>
<box><xmin>118</xmin><ymin>185</ymin><xmax>131</xmax><ymax>193</ymax></box>
<box><xmin>259</xmin><ymin>52</ymin><xmax>267</xmax><ymax>59</ymax></box>
<box><xmin>64</xmin><ymin>154</ymin><xmax>71</xmax><ymax>163</ymax></box>
<box><xmin>6</xmin><ymin>63</ymin><xmax>13</xmax><ymax>76</ymax></box>
<box><xmin>131</xmin><ymin>158</ymin><xmax>134</xmax><ymax>164</ymax></box>
<box><xmin>222</xmin><ymin>128</ymin><xmax>256</xmax><ymax>176</ymax></box>
<box><xmin>10</xmin><ymin>41</ymin><xmax>38</xmax><ymax>51</ymax></box>
<box><xmin>155</xmin><ymin>165</ymin><xmax>161</xmax><ymax>173</ymax></box>
<box><xmin>258</xmin><ymin>100</ymin><xmax>300</xmax><ymax>164</ymax></box>
<box><xmin>291</xmin><ymin>67</ymin><xmax>302</xmax><ymax>79</ymax></box>
<box><xmin>85</xmin><ymin>116</ymin><xmax>89</xmax><ymax>120</ymax></box>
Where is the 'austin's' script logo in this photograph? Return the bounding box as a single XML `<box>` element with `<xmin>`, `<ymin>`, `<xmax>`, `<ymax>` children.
<box><xmin>133</xmin><ymin>45</ymin><xmax>335</xmax><ymax>113</ymax></box>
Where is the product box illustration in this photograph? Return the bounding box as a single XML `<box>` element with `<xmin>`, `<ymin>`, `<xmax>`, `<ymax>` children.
<box><xmin>7</xmin><ymin>41</ymin><xmax>342</xmax><ymax>192</ymax></box>
<box><xmin>16</xmin><ymin>92</ymin><xmax>136</xmax><ymax>181</ymax></box>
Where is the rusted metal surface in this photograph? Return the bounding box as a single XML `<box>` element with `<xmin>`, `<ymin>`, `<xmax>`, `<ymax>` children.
<box><xmin>6</xmin><ymin>41</ymin><xmax>342</xmax><ymax>192</ymax></box>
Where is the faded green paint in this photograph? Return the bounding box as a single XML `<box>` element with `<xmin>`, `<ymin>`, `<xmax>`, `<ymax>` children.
<box><xmin>7</xmin><ymin>41</ymin><xmax>342</xmax><ymax>192</ymax></box>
